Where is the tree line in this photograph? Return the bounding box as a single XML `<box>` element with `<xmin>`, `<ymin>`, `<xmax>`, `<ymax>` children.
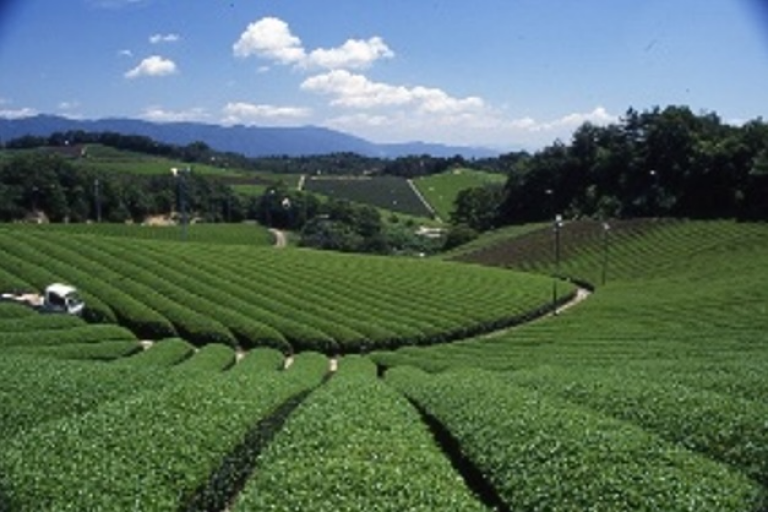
<box><xmin>5</xmin><ymin>130</ymin><xmax>471</xmax><ymax>178</ymax></box>
<box><xmin>452</xmin><ymin>106</ymin><xmax>768</xmax><ymax>236</ymax></box>
<box><xmin>0</xmin><ymin>151</ymin><xmax>240</xmax><ymax>223</ymax></box>
<box><xmin>3</xmin><ymin>104</ymin><xmax>766</xmax><ymax>253</ymax></box>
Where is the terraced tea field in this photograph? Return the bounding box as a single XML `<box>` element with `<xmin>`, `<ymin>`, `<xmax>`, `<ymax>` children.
<box><xmin>0</xmin><ymin>224</ymin><xmax>561</xmax><ymax>354</ymax></box>
<box><xmin>304</xmin><ymin>175</ymin><xmax>434</xmax><ymax>217</ymax></box>
<box><xmin>1</xmin><ymin>220</ymin><xmax>766</xmax><ymax>510</ymax></box>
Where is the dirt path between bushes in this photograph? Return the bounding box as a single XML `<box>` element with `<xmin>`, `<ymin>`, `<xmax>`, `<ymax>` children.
<box><xmin>481</xmin><ymin>286</ymin><xmax>592</xmax><ymax>339</ymax></box>
<box><xmin>269</xmin><ymin>229</ymin><xmax>287</xmax><ymax>249</ymax></box>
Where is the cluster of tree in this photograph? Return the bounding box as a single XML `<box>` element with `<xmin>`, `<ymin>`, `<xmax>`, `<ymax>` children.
<box><xmin>0</xmin><ymin>152</ymin><xmax>242</xmax><ymax>223</ymax></box>
<box><xmin>236</xmin><ymin>153</ymin><xmax>469</xmax><ymax>178</ymax></box>
<box><xmin>453</xmin><ymin>106</ymin><xmax>768</xmax><ymax>234</ymax></box>
<box><xmin>6</xmin><ymin>132</ymin><xmax>474</xmax><ymax>180</ymax></box>
<box><xmin>6</xmin><ymin>130</ymin><xmax>272</xmax><ymax>174</ymax></box>
<box><xmin>299</xmin><ymin>201</ymin><xmax>440</xmax><ymax>255</ymax></box>
<box><xmin>249</xmin><ymin>184</ymin><xmax>439</xmax><ymax>255</ymax></box>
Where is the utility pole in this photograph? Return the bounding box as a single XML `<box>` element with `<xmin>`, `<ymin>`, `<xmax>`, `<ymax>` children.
<box><xmin>601</xmin><ymin>222</ymin><xmax>611</xmax><ymax>286</ymax></box>
<box><xmin>94</xmin><ymin>178</ymin><xmax>102</xmax><ymax>223</ymax></box>
<box><xmin>172</xmin><ymin>167</ymin><xmax>191</xmax><ymax>241</ymax></box>
<box><xmin>552</xmin><ymin>213</ymin><xmax>562</xmax><ymax>315</ymax></box>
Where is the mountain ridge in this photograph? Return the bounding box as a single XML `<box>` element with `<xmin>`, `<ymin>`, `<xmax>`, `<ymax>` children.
<box><xmin>0</xmin><ymin>115</ymin><xmax>499</xmax><ymax>159</ymax></box>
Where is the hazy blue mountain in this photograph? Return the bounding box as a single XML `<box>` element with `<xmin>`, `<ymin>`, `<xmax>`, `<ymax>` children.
<box><xmin>0</xmin><ymin>115</ymin><xmax>498</xmax><ymax>158</ymax></box>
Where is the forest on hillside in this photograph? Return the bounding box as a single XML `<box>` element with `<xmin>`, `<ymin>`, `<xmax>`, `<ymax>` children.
<box><xmin>1</xmin><ymin>105</ymin><xmax>767</xmax><ymax>253</ymax></box>
<box><xmin>451</xmin><ymin>106</ymin><xmax>768</xmax><ymax>232</ymax></box>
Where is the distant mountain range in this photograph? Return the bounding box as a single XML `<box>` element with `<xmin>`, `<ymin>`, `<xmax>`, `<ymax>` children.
<box><xmin>0</xmin><ymin>115</ymin><xmax>499</xmax><ymax>159</ymax></box>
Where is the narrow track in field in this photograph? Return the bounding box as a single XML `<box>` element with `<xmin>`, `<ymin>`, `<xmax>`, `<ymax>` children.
<box><xmin>269</xmin><ymin>229</ymin><xmax>287</xmax><ymax>249</ymax></box>
<box><xmin>481</xmin><ymin>285</ymin><xmax>592</xmax><ymax>339</ymax></box>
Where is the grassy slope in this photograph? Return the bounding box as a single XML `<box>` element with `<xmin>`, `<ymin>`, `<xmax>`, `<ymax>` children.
<box><xmin>1</xmin><ymin>219</ymin><xmax>766</xmax><ymax>509</ymax></box>
<box><xmin>0</xmin><ymin>222</ymin><xmax>275</xmax><ymax>246</ymax></box>
<box><xmin>375</xmin><ymin>219</ymin><xmax>768</xmax><ymax>369</ymax></box>
<box><xmin>0</xmin><ymin>225</ymin><xmax>559</xmax><ymax>354</ymax></box>
<box><xmin>413</xmin><ymin>168</ymin><xmax>506</xmax><ymax>221</ymax></box>
<box><xmin>374</xmin><ymin>220</ymin><xmax>768</xmax><ymax>506</ymax></box>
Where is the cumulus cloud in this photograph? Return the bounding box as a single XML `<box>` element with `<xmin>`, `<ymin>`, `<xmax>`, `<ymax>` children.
<box><xmin>233</xmin><ymin>17</ymin><xmax>393</xmax><ymax>70</ymax></box>
<box><xmin>222</xmin><ymin>102</ymin><xmax>311</xmax><ymax>124</ymax></box>
<box><xmin>0</xmin><ymin>107</ymin><xmax>37</xmax><ymax>119</ymax></box>
<box><xmin>233</xmin><ymin>17</ymin><xmax>306</xmax><ymax>64</ymax></box>
<box><xmin>149</xmin><ymin>33</ymin><xmax>181</xmax><ymax>44</ymax></box>
<box><xmin>301</xmin><ymin>70</ymin><xmax>484</xmax><ymax>114</ymax></box>
<box><xmin>547</xmin><ymin>107</ymin><xmax>616</xmax><ymax>130</ymax></box>
<box><xmin>305</xmin><ymin>37</ymin><xmax>393</xmax><ymax>69</ymax></box>
<box><xmin>141</xmin><ymin>107</ymin><xmax>208</xmax><ymax>123</ymax></box>
<box><xmin>125</xmin><ymin>55</ymin><xmax>178</xmax><ymax>78</ymax></box>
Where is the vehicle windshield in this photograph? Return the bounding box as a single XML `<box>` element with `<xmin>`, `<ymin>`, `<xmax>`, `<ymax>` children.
<box><xmin>65</xmin><ymin>292</ymin><xmax>83</xmax><ymax>308</ymax></box>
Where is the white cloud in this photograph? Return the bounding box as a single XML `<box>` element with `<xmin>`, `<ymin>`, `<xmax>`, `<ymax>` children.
<box><xmin>305</xmin><ymin>37</ymin><xmax>393</xmax><ymax>70</ymax></box>
<box><xmin>322</xmin><ymin>106</ymin><xmax>619</xmax><ymax>150</ymax></box>
<box><xmin>541</xmin><ymin>106</ymin><xmax>617</xmax><ymax>131</ymax></box>
<box><xmin>221</xmin><ymin>102</ymin><xmax>311</xmax><ymax>124</ymax></box>
<box><xmin>0</xmin><ymin>107</ymin><xmax>37</xmax><ymax>119</ymax></box>
<box><xmin>149</xmin><ymin>33</ymin><xmax>181</xmax><ymax>44</ymax></box>
<box><xmin>125</xmin><ymin>55</ymin><xmax>178</xmax><ymax>79</ymax></box>
<box><xmin>118</xmin><ymin>49</ymin><xmax>133</xmax><ymax>58</ymax></box>
<box><xmin>301</xmin><ymin>70</ymin><xmax>484</xmax><ymax>114</ymax></box>
<box><xmin>141</xmin><ymin>106</ymin><xmax>209</xmax><ymax>123</ymax></box>
<box><xmin>233</xmin><ymin>17</ymin><xmax>306</xmax><ymax>64</ymax></box>
<box><xmin>233</xmin><ymin>17</ymin><xmax>393</xmax><ymax>70</ymax></box>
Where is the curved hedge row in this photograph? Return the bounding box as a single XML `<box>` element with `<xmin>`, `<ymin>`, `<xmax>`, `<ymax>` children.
<box><xmin>172</xmin><ymin>343</ymin><xmax>237</xmax><ymax>373</ymax></box>
<box><xmin>387</xmin><ymin>366</ymin><xmax>764</xmax><ymax>512</ymax></box>
<box><xmin>0</xmin><ymin>354</ymin><xmax>170</xmax><ymax>440</ymax></box>
<box><xmin>5</xmin><ymin>231</ymin><xmax>177</xmax><ymax>339</ymax></box>
<box><xmin>507</xmin><ymin>365</ymin><xmax>768</xmax><ymax>486</ymax></box>
<box><xmin>0</xmin><ymin>244</ymin><xmax>116</xmax><ymax>323</ymax></box>
<box><xmin>0</xmin><ymin>351</ymin><xmax>329</xmax><ymax>510</ymax></box>
<box><xmin>113</xmin><ymin>338</ymin><xmax>196</xmax><ymax>368</ymax></box>
<box><xmin>233</xmin><ymin>360</ymin><xmax>487</xmax><ymax>512</ymax></box>
<box><xmin>8</xmin><ymin>340</ymin><xmax>142</xmax><ymax>361</ymax></box>
<box><xmin>0</xmin><ymin>226</ymin><xmax>558</xmax><ymax>354</ymax></box>
<box><xmin>0</xmin><ymin>324</ymin><xmax>136</xmax><ymax>349</ymax></box>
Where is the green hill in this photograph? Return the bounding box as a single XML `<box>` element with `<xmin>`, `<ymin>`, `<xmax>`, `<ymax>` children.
<box><xmin>0</xmin><ymin>220</ymin><xmax>766</xmax><ymax>511</ymax></box>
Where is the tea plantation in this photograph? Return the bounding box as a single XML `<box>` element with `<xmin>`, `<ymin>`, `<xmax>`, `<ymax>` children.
<box><xmin>0</xmin><ymin>220</ymin><xmax>766</xmax><ymax>510</ymax></box>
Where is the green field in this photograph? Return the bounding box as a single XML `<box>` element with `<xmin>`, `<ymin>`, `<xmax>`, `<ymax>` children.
<box><xmin>0</xmin><ymin>222</ymin><xmax>275</xmax><ymax>246</ymax></box>
<box><xmin>0</xmin><ymin>220</ymin><xmax>766</xmax><ymax>510</ymax></box>
<box><xmin>414</xmin><ymin>168</ymin><xmax>507</xmax><ymax>221</ymax></box>
<box><xmin>304</xmin><ymin>175</ymin><xmax>435</xmax><ymax>218</ymax></box>
<box><xmin>0</xmin><ymin>224</ymin><xmax>561</xmax><ymax>353</ymax></box>
<box><xmin>70</xmin><ymin>144</ymin><xmax>247</xmax><ymax>177</ymax></box>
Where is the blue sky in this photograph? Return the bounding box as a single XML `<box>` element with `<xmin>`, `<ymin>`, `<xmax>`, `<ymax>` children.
<box><xmin>1</xmin><ymin>0</ymin><xmax>767</xmax><ymax>150</ymax></box>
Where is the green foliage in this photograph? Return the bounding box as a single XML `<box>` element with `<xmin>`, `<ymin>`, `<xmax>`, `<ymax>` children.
<box><xmin>414</xmin><ymin>168</ymin><xmax>506</xmax><ymax>222</ymax></box>
<box><xmin>0</xmin><ymin>352</ymin><xmax>328</xmax><ymax>511</ymax></box>
<box><xmin>173</xmin><ymin>343</ymin><xmax>237</xmax><ymax>372</ymax></box>
<box><xmin>7</xmin><ymin>340</ymin><xmax>142</xmax><ymax>361</ymax></box>
<box><xmin>114</xmin><ymin>338</ymin><xmax>195</xmax><ymax>368</ymax></box>
<box><xmin>233</xmin><ymin>362</ymin><xmax>487</xmax><ymax>512</ymax></box>
<box><xmin>443</xmin><ymin>223</ymin><xmax>479</xmax><ymax>250</ymax></box>
<box><xmin>387</xmin><ymin>367</ymin><xmax>764</xmax><ymax>512</ymax></box>
<box><xmin>507</xmin><ymin>365</ymin><xmax>768</xmax><ymax>485</ymax></box>
<box><xmin>304</xmin><ymin>175</ymin><xmax>433</xmax><ymax>217</ymax></box>
<box><xmin>0</xmin><ymin>324</ymin><xmax>136</xmax><ymax>349</ymax></box>
<box><xmin>0</xmin><ymin>354</ymin><xmax>170</xmax><ymax>440</ymax></box>
<box><xmin>497</xmin><ymin>106</ymin><xmax>768</xmax><ymax>223</ymax></box>
<box><xmin>10</xmin><ymin>222</ymin><xmax>274</xmax><ymax>246</ymax></box>
<box><xmin>0</xmin><ymin>225</ymin><xmax>557</xmax><ymax>354</ymax></box>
